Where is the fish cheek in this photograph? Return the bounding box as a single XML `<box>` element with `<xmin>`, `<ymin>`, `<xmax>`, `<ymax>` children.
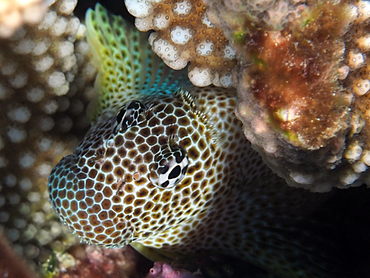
<box><xmin>49</xmin><ymin>158</ymin><xmax>136</xmax><ymax>247</ymax></box>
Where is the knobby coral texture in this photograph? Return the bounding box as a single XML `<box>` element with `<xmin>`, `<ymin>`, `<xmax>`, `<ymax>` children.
<box><xmin>0</xmin><ymin>0</ymin><xmax>47</xmax><ymax>38</ymax></box>
<box><xmin>216</xmin><ymin>0</ymin><xmax>370</xmax><ymax>191</ymax></box>
<box><xmin>124</xmin><ymin>0</ymin><xmax>370</xmax><ymax>192</ymax></box>
<box><xmin>125</xmin><ymin>0</ymin><xmax>237</xmax><ymax>87</ymax></box>
<box><xmin>0</xmin><ymin>0</ymin><xmax>98</xmax><ymax>275</ymax></box>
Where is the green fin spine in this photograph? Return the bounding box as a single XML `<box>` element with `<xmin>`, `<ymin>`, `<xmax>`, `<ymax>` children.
<box><xmin>85</xmin><ymin>3</ymin><xmax>189</xmax><ymax>122</ymax></box>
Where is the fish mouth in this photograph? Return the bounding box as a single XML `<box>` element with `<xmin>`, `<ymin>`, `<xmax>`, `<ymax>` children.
<box><xmin>48</xmin><ymin>154</ymin><xmax>136</xmax><ymax>247</ymax></box>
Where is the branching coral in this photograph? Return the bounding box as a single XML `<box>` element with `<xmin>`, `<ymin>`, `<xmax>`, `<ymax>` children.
<box><xmin>0</xmin><ymin>0</ymin><xmax>47</xmax><ymax>38</ymax></box>
<box><xmin>125</xmin><ymin>0</ymin><xmax>237</xmax><ymax>87</ymax></box>
<box><xmin>125</xmin><ymin>0</ymin><xmax>370</xmax><ymax>192</ymax></box>
<box><xmin>0</xmin><ymin>0</ymin><xmax>96</xmax><ymax>271</ymax></box>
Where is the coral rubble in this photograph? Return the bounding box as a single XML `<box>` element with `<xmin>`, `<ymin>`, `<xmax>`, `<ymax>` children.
<box><xmin>51</xmin><ymin>245</ymin><xmax>151</xmax><ymax>278</ymax></box>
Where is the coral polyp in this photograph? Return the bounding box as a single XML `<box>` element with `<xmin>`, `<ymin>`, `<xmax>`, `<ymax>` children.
<box><xmin>125</xmin><ymin>0</ymin><xmax>237</xmax><ymax>87</ymax></box>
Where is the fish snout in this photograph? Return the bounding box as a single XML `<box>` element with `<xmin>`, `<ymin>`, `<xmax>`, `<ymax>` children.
<box><xmin>48</xmin><ymin>154</ymin><xmax>136</xmax><ymax>247</ymax></box>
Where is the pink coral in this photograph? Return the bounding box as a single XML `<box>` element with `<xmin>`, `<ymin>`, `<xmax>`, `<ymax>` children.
<box><xmin>147</xmin><ymin>262</ymin><xmax>202</xmax><ymax>278</ymax></box>
<box><xmin>54</xmin><ymin>245</ymin><xmax>152</xmax><ymax>278</ymax></box>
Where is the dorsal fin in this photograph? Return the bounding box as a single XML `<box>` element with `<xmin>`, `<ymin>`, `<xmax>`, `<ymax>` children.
<box><xmin>85</xmin><ymin>3</ymin><xmax>189</xmax><ymax>122</ymax></box>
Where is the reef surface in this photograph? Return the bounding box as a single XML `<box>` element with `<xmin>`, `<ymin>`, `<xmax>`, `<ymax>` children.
<box><xmin>124</xmin><ymin>0</ymin><xmax>370</xmax><ymax>191</ymax></box>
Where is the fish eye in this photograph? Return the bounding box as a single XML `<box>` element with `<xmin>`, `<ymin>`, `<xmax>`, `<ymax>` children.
<box><xmin>114</xmin><ymin>100</ymin><xmax>147</xmax><ymax>133</ymax></box>
<box><xmin>151</xmin><ymin>144</ymin><xmax>188</xmax><ymax>189</ymax></box>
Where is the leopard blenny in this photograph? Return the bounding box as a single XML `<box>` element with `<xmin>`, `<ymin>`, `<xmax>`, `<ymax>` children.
<box><xmin>48</xmin><ymin>4</ymin><xmax>339</xmax><ymax>277</ymax></box>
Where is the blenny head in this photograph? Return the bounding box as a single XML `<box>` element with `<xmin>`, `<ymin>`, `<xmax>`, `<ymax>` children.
<box><xmin>46</xmin><ymin>2</ymin><xmax>200</xmax><ymax>247</ymax></box>
<box><xmin>47</xmin><ymin>5</ymin><xmax>350</xmax><ymax>277</ymax></box>
<box><xmin>48</xmin><ymin>86</ymin><xmax>221</xmax><ymax>247</ymax></box>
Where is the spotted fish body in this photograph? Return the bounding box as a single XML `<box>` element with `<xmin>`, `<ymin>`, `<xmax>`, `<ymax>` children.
<box><xmin>48</xmin><ymin>4</ymin><xmax>339</xmax><ymax>277</ymax></box>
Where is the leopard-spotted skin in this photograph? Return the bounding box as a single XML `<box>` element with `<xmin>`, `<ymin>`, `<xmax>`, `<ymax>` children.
<box><xmin>48</xmin><ymin>87</ymin><xmax>258</xmax><ymax>249</ymax></box>
<box><xmin>48</xmin><ymin>4</ymin><xmax>339</xmax><ymax>277</ymax></box>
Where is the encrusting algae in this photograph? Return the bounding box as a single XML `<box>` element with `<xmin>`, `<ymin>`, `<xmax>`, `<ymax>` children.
<box><xmin>231</xmin><ymin>0</ymin><xmax>370</xmax><ymax>191</ymax></box>
<box><xmin>49</xmin><ymin>3</ymin><xmax>360</xmax><ymax>277</ymax></box>
<box><xmin>124</xmin><ymin>0</ymin><xmax>370</xmax><ymax>192</ymax></box>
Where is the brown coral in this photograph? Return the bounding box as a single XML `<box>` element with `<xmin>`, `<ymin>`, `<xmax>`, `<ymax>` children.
<box><xmin>0</xmin><ymin>0</ymin><xmax>47</xmax><ymax>38</ymax></box>
<box><xmin>124</xmin><ymin>0</ymin><xmax>370</xmax><ymax>191</ymax></box>
<box><xmin>125</xmin><ymin>0</ymin><xmax>237</xmax><ymax>87</ymax></box>
<box><xmin>0</xmin><ymin>0</ymin><xmax>96</xmax><ymax>271</ymax></box>
<box><xmin>230</xmin><ymin>0</ymin><xmax>370</xmax><ymax>190</ymax></box>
